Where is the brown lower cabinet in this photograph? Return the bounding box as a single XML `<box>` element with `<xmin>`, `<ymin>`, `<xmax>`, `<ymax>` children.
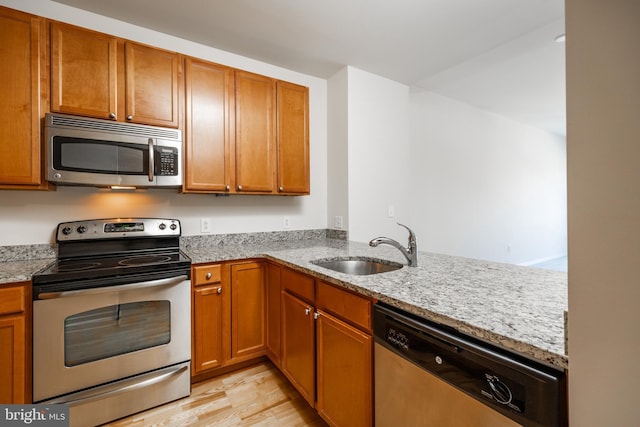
<box><xmin>192</xmin><ymin>260</ymin><xmax>373</xmax><ymax>426</ymax></box>
<box><xmin>191</xmin><ymin>260</ymin><xmax>266</xmax><ymax>378</ymax></box>
<box><xmin>0</xmin><ymin>282</ymin><xmax>31</xmax><ymax>404</ymax></box>
<box><xmin>278</xmin><ymin>266</ymin><xmax>374</xmax><ymax>427</ymax></box>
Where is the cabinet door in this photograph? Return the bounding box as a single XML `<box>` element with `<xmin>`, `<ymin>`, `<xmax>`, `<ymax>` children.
<box><xmin>281</xmin><ymin>291</ymin><xmax>316</xmax><ymax>406</ymax></box>
<box><xmin>0</xmin><ymin>282</ymin><xmax>29</xmax><ymax>404</ymax></box>
<box><xmin>316</xmin><ymin>311</ymin><xmax>373</xmax><ymax>427</ymax></box>
<box><xmin>184</xmin><ymin>58</ymin><xmax>234</xmax><ymax>192</ymax></box>
<box><xmin>230</xmin><ymin>262</ymin><xmax>266</xmax><ymax>360</ymax></box>
<box><xmin>125</xmin><ymin>42</ymin><xmax>180</xmax><ymax>128</ymax></box>
<box><xmin>0</xmin><ymin>8</ymin><xmax>47</xmax><ymax>188</ymax></box>
<box><xmin>50</xmin><ymin>22</ymin><xmax>121</xmax><ymax>120</ymax></box>
<box><xmin>265</xmin><ymin>263</ymin><xmax>282</xmax><ymax>366</ymax></box>
<box><xmin>193</xmin><ymin>284</ymin><xmax>226</xmax><ymax>373</ymax></box>
<box><xmin>0</xmin><ymin>316</ymin><xmax>27</xmax><ymax>404</ymax></box>
<box><xmin>276</xmin><ymin>81</ymin><xmax>309</xmax><ymax>194</ymax></box>
<box><xmin>234</xmin><ymin>70</ymin><xmax>276</xmax><ymax>193</ymax></box>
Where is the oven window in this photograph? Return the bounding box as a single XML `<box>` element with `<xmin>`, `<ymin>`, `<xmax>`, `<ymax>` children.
<box><xmin>64</xmin><ymin>301</ymin><xmax>171</xmax><ymax>366</ymax></box>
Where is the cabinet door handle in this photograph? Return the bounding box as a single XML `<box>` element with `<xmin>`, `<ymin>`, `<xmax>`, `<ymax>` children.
<box><xmin>206</xmin><ymin>272</ymin><xmax>212</xmax><ymax>279</ymax></box>
<box><xmin>126</xmin><ymin>115</ymin><xmax>133</xmax><ymax>121</ymax></box>
<box><xmin>237</xmin><ymin>185</ymin><xmax>243</xmax><ymax>191</ymax></box>
<box><xmin>216</xmin><ymin>287</ymin><xmax>222</xmax><ymax>294</ymax></box>
<box><xmin>278</xmin><ymin>186</ymin><xmax>284</xmax><ymax>192</ymax></box>
<box><xmin>109</xmin><ymin>112</ymin><xmax>116</xmax><ymax>119</ymax></box>
<box><xmin>313</xmin><ymin>312</ymin><xmax>319</xmax><ymax>320</ymax></box>
<box><xmin>225</xmin><ymin>185</ymin><xmax>230</xmax><ymax>191</ymax></box>
<box><xmin>304</xmin><ymin>307</ymin><xmax>311</xmax><ymax>316</ymax></box>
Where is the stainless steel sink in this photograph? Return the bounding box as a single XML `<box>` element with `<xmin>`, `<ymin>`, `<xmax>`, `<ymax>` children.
<box><xmin>311</xmin><ymin>257</ymin><xmax>403</xmax><ymax>275</ymax></box>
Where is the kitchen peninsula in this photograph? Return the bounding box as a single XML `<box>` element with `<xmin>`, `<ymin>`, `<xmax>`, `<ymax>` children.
<box><xmin>1</xmin><ymin>233</ymin><xmax>568</xmax><ymax>370</ymax></box>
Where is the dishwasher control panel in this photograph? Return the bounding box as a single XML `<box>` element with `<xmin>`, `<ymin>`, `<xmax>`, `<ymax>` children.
<box><xmin>374</xmin><ymin>303</ymin><xmax>568</xmax><ymax>427</ymax></box>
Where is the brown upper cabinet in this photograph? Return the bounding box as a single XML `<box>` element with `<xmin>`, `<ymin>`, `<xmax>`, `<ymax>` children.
<box><xmin>276</xmin><ymin>81</ymin><xmax>310</xmax><ymax>194</ymax></box>
<box><xmin>184</xmin><ymin>58</ymin><xmax>234</xmax><ymax>192</ymax></box>
<box><xmin>0</xmin><ymin>7</ymin><xmax>49</xmax><ymax>190</ymax></box>
<box><xmin>184</xmin><ymin>61</ymin><xmax>309</xmax><ymax>195</ymax></box>
<box><xmin>234</xmin><ymin>70</ymin><xmax>277</xmax><ymax>193</ymax></box>
<box><xmin>50</xmin><ymin>22</ymin><xmax>181</xmax><ymax>128</ymax></box>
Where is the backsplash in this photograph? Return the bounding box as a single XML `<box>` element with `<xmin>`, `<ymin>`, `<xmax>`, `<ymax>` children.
<box><xmin>0</xmin><ymin>229</ymin><xmax>347</xmax><ymax>262</ymax></box>
<box><xmin>0</xmin><ymin>244</ymin><xmax>57</xmax><ymax>262</ymax></box>
<box><xmin>181</xmin><ymin>228</ymin><xmax>347</xmax><ymax>250</ymax></box>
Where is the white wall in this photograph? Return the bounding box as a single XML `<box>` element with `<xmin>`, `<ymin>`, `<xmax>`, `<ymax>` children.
<box><xmin>566</xmin><ymin>0</ymin><xmax>640</xmax><ymax>425</ymax></box>
<box><xmin>410</xmin><ymin>90</ymin><xmax>567</xmax><ymax>264</ymax></box>
<box><xmin>0</xmin><ymin>0</ymin><xmax>328</xmax><ymax>246</ymax></box>
<box><xmin>327</xmin><ymin>68</ymin><xmax>349</xmax><ymax>233</ymax></box>
<box><xmin>344</xmin><ymin>67</ymin><xmax>412</xmax><ymax>244</ymax></box>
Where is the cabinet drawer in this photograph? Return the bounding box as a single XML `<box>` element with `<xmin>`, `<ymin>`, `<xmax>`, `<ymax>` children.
<box><xmin>0</xmin><ymin>286</ymin><xmax>25</xmax><ymax>316</ymax></box>
<box><xmin>281</xmin><ymin>268</ymin><xmax>314</xmax><ymax>302</ymax></box>
<box><xmin>316</xmin><ymin>281</ymin><xmax>372</xmax><ymax>332</ymax></box>
<box><xmin>193</xmin><ymin>264</ymin><xmax>222</xmax><ymax>286</ymax></box>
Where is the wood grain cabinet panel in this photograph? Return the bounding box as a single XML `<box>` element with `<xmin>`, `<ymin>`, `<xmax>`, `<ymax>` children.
<box><xmin>192</xmin><ymin>284</ymin><xmax>226</xmax><ymax>373</ymax></box>
<box><xmin>316</xmin><ymin>310</ymin><xmax>373</xmax><ymax>427</ymax></box>
<box><xmin>234</xmin><ymin>70</ymin><xmax>277</xmax><ymax>193</ymax></box>
<box><xmin>51</xmin><ymin>22</ymin><xmax>120</xmax><ymax>120</ymax></box>
<box><xmin>0</xmin><ymin>282</ymin><xmax>30</xmax><ymax>404</ymax></box>
<box><xmin>191</xmin><ymin>261</ymin><xmax>267</xmax><ymax>379</ymax></box>
<box><xmin>230</xmin><ymin>262</ymin><xmax>266</xmax><ymax>361</ymax></box>
<box><xmin>0</xmin><ymin>7</ymin><xmax>48</xmax><ymax>189</ymax></box>
<box><xmin>265</xmin><ymin>263</ymin><xmax>282</xmax><ymax>366</ymax></box>
<box><xmin>184</xmin><ymin>58</ymin><xmax>234</xmax><ymax>192</ymax></box>
<box><xmin>276</xmin><ymin>81</ymin><xmax>310</xmax><ymax>194</ymax></box>
<box><xmin>276</xmin><ymin>267</ymin><xmax>374</xmax><ymax>426</ymax></box>
<box><xmin>281</xmin><ymin>290</ymin><xmax>316</xmax><ymax>407</ymax></box>
<box><xmin>316</xmin><ymin>280</ymin><xmax>372</xmax><ymax>331</ymax></box>
<box><xmin>50</xmin><ymin>21</ymin><xmax>180</xmax><ymax>127</ymax></box>
<box><xmin>192</xmin><ymin>263</ymin><xmax>228</xmax><ymax>375</ymax></box>
<box><xmin>125</xmin><ymin>42</ymin><xmax>180</xmax><ymax>128</ymax></box>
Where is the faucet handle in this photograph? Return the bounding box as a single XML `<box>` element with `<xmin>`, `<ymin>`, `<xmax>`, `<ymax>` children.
<box><xmin>397</xmin><ymin>223</ymin><xmax>416</xmax><ymax>246</ymax></box>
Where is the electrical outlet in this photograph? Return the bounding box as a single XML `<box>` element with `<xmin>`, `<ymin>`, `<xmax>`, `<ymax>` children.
<box><xmin>200</xmin><ymin>218</ymin><xmax>212</xmax><ymax>233</ymax></box>
<box><xmin>334</xmin><ymin>215</ymin><xmax>343</xmax><ymax>229</ymax></box>
<box><xmin>283</xmin><ymin>217</ymin><xmax>291</xmax><ymax>229</ymax></box>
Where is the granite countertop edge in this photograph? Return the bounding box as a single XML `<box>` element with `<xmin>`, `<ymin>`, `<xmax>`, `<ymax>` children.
<box><xmin>0</xmin><ymin>238</ymin><xmax>568</xmax><ymax>370</ymax></box>
<box><xmin>186</xmin><ymin>239</ymin><xmax>569</xmax><ymax>370</ymax></box>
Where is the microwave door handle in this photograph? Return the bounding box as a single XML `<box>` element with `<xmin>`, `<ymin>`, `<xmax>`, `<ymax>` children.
<box><xmin>148</xmin><ymin>138</ymin><xmax>154</xmax><ymax>182</ymax></box>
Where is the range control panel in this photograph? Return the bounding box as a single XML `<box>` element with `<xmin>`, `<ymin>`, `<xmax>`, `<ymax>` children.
<box><xmin>56</xmin><ymin>218</ymin><xmax>181</xmax><ymax>242</ymax></box>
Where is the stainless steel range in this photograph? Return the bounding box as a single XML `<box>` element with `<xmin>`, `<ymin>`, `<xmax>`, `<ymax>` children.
<box><xmin>32</xmin><ymin>218</ymin><xmax>192</xmax><ymax>427</ymax></box>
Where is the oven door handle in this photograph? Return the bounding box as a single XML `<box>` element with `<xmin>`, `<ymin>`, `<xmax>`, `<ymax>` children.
<box><xmin>43</xmin><ymin>363</ymin><xmax>189</xmax><ymax>406</ymax></box>
<box><xmin>37</xmin><ymin>275</ymin><xmax>189</xmax><ymax>300</ymax></box>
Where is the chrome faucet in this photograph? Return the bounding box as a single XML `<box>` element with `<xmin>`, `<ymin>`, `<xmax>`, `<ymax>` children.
<box><xmin>369</xmin><ymin>223</ymin><xmax>418</xmax><ymax>267</ymax></box>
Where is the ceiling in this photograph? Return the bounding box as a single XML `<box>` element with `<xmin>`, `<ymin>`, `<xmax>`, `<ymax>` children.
<box><xmin>52</xmin><ymin>0</ymin><xmax>566</xmax><ymax>136</ymax></box>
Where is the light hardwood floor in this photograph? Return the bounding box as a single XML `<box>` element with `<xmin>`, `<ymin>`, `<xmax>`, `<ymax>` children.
<box><xmin>103</xmin><ymin>362</ymin><xmax>328</xmax><ymax>426</ymax></box>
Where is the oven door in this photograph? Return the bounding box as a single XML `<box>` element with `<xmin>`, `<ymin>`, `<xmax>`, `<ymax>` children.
<box><xmin>33</xmin><ymin>275</ymin><xmax>190</xmax><ymax>402</ymax></box>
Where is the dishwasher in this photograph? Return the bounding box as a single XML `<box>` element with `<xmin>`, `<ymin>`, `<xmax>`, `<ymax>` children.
<box><xmin>374</xmin><ymin>303</ymin><xmax>567</xmax><ymax>427</ymax></box>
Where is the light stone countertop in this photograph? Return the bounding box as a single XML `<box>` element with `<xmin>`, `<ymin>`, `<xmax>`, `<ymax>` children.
<box><xmin>0</xmin><ymin>237</ymin><xmax>568</xmax><ymax>370</ymax></box>
<box><xmin>186</xmin><ymin>238</ymin><xmax>568</xmax><ymax>370</ymax></box>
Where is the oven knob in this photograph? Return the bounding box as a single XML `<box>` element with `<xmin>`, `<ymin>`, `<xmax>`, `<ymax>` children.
<box><xmin>159</xmin><ymin>223</ymin><xmax>166</xmax><ymax>230</ymax></box>
<box><xmin>76</xmin><ymin>225</ymin><xmax>87</xmax><ymax>234</ymax></box>
<box><xmin>170</xmin><ymin>223</ymin><xmax>177</xmax><ymax>231</ymax></box>
<box><xmin>62</xmin><ymin>226</ymin><xmax>72</xmax><ymax>235</ymax></box>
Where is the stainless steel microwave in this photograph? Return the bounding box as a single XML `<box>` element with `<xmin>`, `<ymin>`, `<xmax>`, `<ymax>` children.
<box><xmin>45</xmin><ymin>113</ymin><xmax>183</xmax><ymax>188</ymax></box>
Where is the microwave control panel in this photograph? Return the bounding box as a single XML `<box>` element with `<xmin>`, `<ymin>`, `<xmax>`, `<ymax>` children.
<box><xmin>156</xmin><ymin>146</ymin><xmax>179</xmax><ymax>176</ymax></box>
